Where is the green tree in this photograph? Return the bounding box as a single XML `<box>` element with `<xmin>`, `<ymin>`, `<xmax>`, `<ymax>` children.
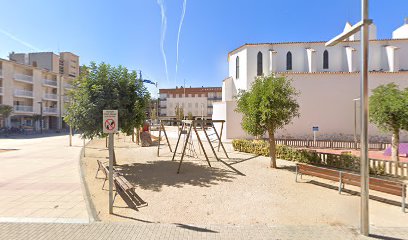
<box><xmin>0</xmin><ymin>104</ymin><xmax>13</xmax><ymax>128</ymax></box>
<box><xmin>236</xmin><ymin>75</ymin><xmax>300</xmax><ymax>168</ymax></box>
<box><xmin>369</xmin><ymin>83</ymin><xmax>408</xmax><ymax>163</ymax></box>
<box><xmin>64</xmin><ymin>62</ymin><xmax>150</xmax><ymax>139</ymax></box>
<box><xmin>151</xmin><ymin>108</ymin><xmax>157</xmax><ymax>121</ymax></box>
<box><xmin>187</xmin><ymin>112</ymin><xmax>193</xmax><ymax>120</ymax></box>
<box><xmin>175</xmin><ymin>105</ymin><xmax>184</xmax><ymax>120</ymax></box>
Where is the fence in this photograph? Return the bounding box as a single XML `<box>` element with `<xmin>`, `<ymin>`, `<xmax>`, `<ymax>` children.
<box><xmin>275</xmin><ymin>139</ymin><xmax>389</xmax><ymax>150</ymax></box>
<box><xmin>315</xmin><ymin>152</ymin><xmax>408</xmax><ymax>178</ymax></box>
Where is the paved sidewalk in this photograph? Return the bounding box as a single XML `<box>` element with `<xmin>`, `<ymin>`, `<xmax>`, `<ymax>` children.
<box><xmin>0</xmin><ymin>222</ymin><xmax>407</xmax><ymax>240</ymax></box>
<box><xmin>0</xmin><ymin>135</ymin><xmax>90</xmax><ymax>223</ymax></box>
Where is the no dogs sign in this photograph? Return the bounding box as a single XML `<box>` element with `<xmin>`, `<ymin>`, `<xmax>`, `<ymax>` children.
<box><xmin>103</xmin><ymin>110</ymin><xmax>118</xmax><ymax>133</ymax></box>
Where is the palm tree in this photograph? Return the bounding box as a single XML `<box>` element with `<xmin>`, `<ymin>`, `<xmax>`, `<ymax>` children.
<box><xmin>0</xmin><ymin>105</ymin><xmax>13</xmax><ymax>128</ymax></box>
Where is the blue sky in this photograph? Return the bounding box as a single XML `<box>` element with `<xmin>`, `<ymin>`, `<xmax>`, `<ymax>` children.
<box><xmin>0</xmin><ymin>0</ymin><xmax>407</xmax><ymax>96</ymax></box>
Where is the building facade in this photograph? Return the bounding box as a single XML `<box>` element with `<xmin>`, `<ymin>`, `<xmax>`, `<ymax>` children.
<box><xmin>159</xmin><ymin>87</ymin><xmax>222</xmax><ymax>120</ymax></box>
<box><xmin>213</xmin><ymin>20</ymin><xmax>408</xmax><ymax>140</ymax></box>
<box><xmin>0</xmin><ymin>52</ymin><xmax>79</xmax><ymax>130</ymax></box>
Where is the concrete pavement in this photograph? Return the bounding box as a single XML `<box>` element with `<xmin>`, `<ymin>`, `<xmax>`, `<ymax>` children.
<box><xmin>0</xmin><ymin>135</ymin><xmax>90</xmax><ymax>223</ymax></box>
<box><xmin>1</xmin><ymin>222</ymin><xmax>408</xmax><ymax>240</ymax></box>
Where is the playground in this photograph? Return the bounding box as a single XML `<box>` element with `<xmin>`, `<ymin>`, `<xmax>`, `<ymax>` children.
<box><xmin>81</xmin><ymin>123</ymin><xmax>408</xmax><ymax>227</ymax></box>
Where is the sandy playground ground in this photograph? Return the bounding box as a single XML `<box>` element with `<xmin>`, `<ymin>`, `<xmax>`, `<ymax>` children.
<box><xmin>81</xmin><ymin>130</ymin><xmax>408</xmax><ymax>228</ymax></box>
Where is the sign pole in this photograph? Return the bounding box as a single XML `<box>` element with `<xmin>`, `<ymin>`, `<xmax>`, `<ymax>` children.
<box><xmin>313</xmin><ymin>131</ymin><xmax>316</xmax><ymax>144</ymax></box>
<box><xmin>108</xmin><ymin>132</ymin><xmax>114</xmax><ymax>214</ymax></box>
<box><xmin>103</xmin><ymin>109</ymin><xmax>118</xmax><ymax>215</ymax></box>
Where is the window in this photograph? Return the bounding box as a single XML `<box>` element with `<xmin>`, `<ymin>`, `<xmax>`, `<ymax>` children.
<box><xmin>257</xmin><ymin>52</ymin><xmax>263</xmax><ymax>76</ymax></box>
<box><xmin>323</xmin><ymin>50</ymin><xmax>329</xmax><ymax>69</ymax></box>
<box><xmin>286</xmin><ymin>51</ymin><xmax>292</xmax><ymax>70</ymax></box>
<box><xmin>236</xmin><ymin>56</ymin><xmax>239</xmax><ymax>79</ymax></box>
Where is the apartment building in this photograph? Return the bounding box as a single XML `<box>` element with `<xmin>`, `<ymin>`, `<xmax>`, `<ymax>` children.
<box><xmin>0</xmin><ymin>52</ymin><xmax>79</xmax><ymax>130</ymax></box>
<box><xmin>159</xmin><ymin>86</ymin><xmax>222</xmax><ymax>120</ymax></box>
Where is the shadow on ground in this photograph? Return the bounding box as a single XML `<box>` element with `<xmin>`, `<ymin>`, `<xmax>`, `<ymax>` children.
<box><xmin>117</xmin><ymin>160</ymin><xmax>237</xmax><ymax>192</ymax></box>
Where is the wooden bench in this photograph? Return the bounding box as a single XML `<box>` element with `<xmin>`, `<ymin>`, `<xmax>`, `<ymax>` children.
<box><xmin>95</xmin><ymin>160</ymin><xmax>120</xmax><ymax>190</ymax></box>
<box><xmin>113</xmin><ymin>175</ymin><xmax>148</xmax><ymax>209</ymax></box>
<box><xmin>296</xmin><ymin>163</ymin><xmax>407</xmax><ymax>212</ymax></box>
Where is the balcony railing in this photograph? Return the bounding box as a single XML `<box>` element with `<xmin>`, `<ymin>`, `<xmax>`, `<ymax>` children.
<box><xmin>64</xmin><ymin>83</ymin><xmax>73</xmax><ymax>89</ymax></box>
<box><xmin>0</xmin><ymin>87</ymin><xmax>3</xmax><ymax>95</ymax></box>
<box><xmin>43</xmin><ymin>79</ymin><xmax>58</xmax><ymax>87</ymax></box>
<box><xmin>14</xmin><ymin>105</ymin><xmax>33</xmax><ymax>112</ymax></box>
<box><xmin>14</xmin><ymin>89</ymin><xmax>34</xmax><ymax>98</ymax></box>
<box><xmin>44</xmin><ymin>107</ymin><xmax>58</xmax><ymax>114</ymax></box>
<box><xmin>14</xmin><ymin>73</ymin><xmax>33</xmax><ymax>83</ymax></box>
<box><xmin>43</xmin><ymin>93</ymin><xmax>58</xmax><ymax>100</ymax></box>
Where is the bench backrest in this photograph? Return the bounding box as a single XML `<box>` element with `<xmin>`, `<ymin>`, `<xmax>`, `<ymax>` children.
<box><xmin>297</xmin><ymin>164</ymin><xmax>340</xmax><ymax>182</ymax></box>
<box><xmin>342</xmin><ymin>172</ymin><xmax>406</xmax><ymax>197</ymax></box>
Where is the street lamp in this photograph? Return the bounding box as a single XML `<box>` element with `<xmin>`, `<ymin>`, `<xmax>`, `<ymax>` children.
<box><xmin>37</xmin><ymin>101</ymin><xmax>43</xmax><ymax>134</ymax></box>
<box><xmin>326</xmin><ymin>0</ymin><xmax>371</xmax><ymax>236</ymax></box>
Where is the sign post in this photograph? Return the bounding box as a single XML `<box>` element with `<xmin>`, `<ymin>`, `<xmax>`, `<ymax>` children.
<box><xmin>312</xmin><ymin>126</ymin><xmax>319</xmax><ymax>144</ymax></box>
<box><xmin>103</xmin><ymin>110</ymin><xmax>118</xmax><ymax>214</ymax></box>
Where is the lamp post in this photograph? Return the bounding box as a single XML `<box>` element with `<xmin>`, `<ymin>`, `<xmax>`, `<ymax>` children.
<box><xmin>325</xmin><ymin>0</ymin><xmax>371</xmax><ymax>236</ymax></box>
<box><xmin>37</xmin><ymin>101</ymin><xmax>43</xmax><ymax>134</ymax></box>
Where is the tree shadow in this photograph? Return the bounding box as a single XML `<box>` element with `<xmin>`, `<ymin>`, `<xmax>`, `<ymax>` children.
<box><xmin>368</xmin><ymin>234</ymin><xmax>405</xmax><ymax>240</ymax></box>
<box><xmin>117</xmin><ymin>160</ymin><xmax>237</xmax><ymax>192</ymax></box>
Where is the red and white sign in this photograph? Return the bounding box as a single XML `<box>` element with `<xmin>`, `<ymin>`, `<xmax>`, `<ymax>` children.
<box><xmin>103</xmin><ymin>110</ymin><xmax>118</xmax><ymax>133</ymax></box>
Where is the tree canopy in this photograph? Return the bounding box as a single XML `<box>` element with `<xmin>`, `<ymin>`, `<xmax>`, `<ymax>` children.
<box><xmin>370</xmin><ymin>83</ymin><xmax>408</xmax><ymax>132</ymax></box>
<box><xmin>64</xmin><ymin>62</ymin><xmax>150</xmax><ymax>139</ymax></box>
<box><xmin>369</xmin><ymin>83</ymin><xmax>408</xmax><ymax>162</ymax></box>
<box><xmin>0</xmin><ymin>104</ymin><xmax>13</xmax><ymax>127</ymax></box>
<box><xmin>236</xmin><ymin>74</ymin><xmax>300</xmax><ymax>167</ymax></box>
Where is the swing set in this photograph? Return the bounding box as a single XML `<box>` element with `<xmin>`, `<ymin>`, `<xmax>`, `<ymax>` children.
<box><xmin>156</xmin><ymin>119</ymin><xmax>243</xmax><ymax>175</ymax></box>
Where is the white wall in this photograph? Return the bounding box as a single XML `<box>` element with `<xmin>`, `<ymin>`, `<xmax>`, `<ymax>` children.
<box><xmin>215</xmin><ymin>72</ymin><xmax>408</xmax><ymax>140</ymax></box>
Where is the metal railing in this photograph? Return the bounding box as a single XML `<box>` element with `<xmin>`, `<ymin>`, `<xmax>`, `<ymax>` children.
<box><xmin>14</xmin><ymin>89</ymin><xmax>34</xmax><ymax>98</ymax></box>
<box><xmin>13</xmin><ymin>105</ymin><xmax>33</xmax><ymax>112</ymax></box>
<box><xmin>14</xmin><ymin>73</ymin><xmax>33</xmax><ymax>83</ymax></box>
<box><xmin>43</xmin><ymin>93</ymin><xmax>58</xmax><ymax>100</ymax></box>
<box><xmin>44</xmin><ymin>107</ymin><xmax>58</xmax><ymax>114</ymax></box>
<box><xmin>275</xmin><ymin>138</ymin><xmax>389</xmax><ymax>150</ymax></box>
<box><xmin>43</xmin><ymin>79</ymin><xmax>57</xmax><ymax>86</ymax></box>
<box><xmin>64</xmin><ymin>83</ymin><xmax>73</xmax><ymax>89</ymax></box>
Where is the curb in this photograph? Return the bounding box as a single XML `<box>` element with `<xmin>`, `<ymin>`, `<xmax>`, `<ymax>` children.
<box><xmin>77</xmin><ymin>138</ymin><xmax>100</xmax><ymax>222</ymax></box>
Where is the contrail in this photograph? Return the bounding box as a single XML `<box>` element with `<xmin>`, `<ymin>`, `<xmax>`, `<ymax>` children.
<box><xmin>175</xmin><ymin>0</ymin><xmax>187</xmax><ymax>84</ymax></box>
<box><xmin>157</xmin><ymin>0</ymin><xmax>169</xmax><ymax>83</ymax></box>
<box><xmin>0</xmin><ymin>28</ymin><xmax>41</xmax><ymax>52</ymax></box>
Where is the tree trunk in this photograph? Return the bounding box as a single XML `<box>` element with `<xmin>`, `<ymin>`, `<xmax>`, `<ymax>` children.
<box><xmin>268</xmin><ymin>128</ymin><xmax>277</xmax><ymax>168</ymax></box>
<box><xmin>391</xmin><ymin>128</ymin><xmax>399</xmax><ymax>174</ymax></box>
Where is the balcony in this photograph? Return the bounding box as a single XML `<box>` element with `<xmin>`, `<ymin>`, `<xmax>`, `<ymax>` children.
<box><xmin>0</xmin><ymin>69</ymin><xmax>3</xmax><ymax>78</ymax></box>
<box><xmin>44</xmin><ymin>107</ymin><xmax>58</xmax><ymax>114</ymax></box>
<box><xmin>14</xmin><ymin>105</ymin><xmax>33</xmax><ymax>113</ymax></box>
<box><xmin>14</xmin><ymin>73</ymin><xmax>33</xmax><ymax>83</ymax></box>
<box><xmin>43</xmin><ymin>79</ymin><xmax>58</xmax><ymax>87</ymax></box>
<box><xmin>43</xmin><ymin>93</ymin><xmax>58</xmax><ymax>101</ymax></box>
<box><xmin>64</xmin><ymin>96</ymin><xmax>71</xmax><ymax>102</ymax></box>
<box><xmin>64</xmin><ymin>83</ymin><xmax>73</xmax><ymax>89</ymax></box>
<box><xmin>14</xmin><ymin>89</ymin><xmax>34</xmax><ymax>98</ymax></box>
<box><xmin>0</xmin><ymin>87</ymin><xmax>3</xmax><ymax>95</ymax></box>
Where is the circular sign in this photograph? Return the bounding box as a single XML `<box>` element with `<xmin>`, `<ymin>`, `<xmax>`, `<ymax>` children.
<box><xmin>105</xmin><ymin>119</ymin><xmax>116</xmax><ymax>131</ymax></box>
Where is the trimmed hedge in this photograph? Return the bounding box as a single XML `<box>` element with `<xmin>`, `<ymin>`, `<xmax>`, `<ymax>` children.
<box><xmin>232</xmin><ymin>139</ymin><xmax>383</xmax><ymax>175</ymax></box>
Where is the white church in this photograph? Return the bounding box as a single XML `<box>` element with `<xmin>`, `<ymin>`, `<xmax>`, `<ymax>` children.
<box><xmin>213</xmin><ymin>19</ymin><xmax>408</xmax><ymax>141</ymax></box>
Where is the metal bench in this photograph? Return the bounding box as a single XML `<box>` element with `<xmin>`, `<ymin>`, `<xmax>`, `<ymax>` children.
<box><xmin>296</xmin><ymin>163</ymin><xmax>406</xmax><ymax>212</ymax></box>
